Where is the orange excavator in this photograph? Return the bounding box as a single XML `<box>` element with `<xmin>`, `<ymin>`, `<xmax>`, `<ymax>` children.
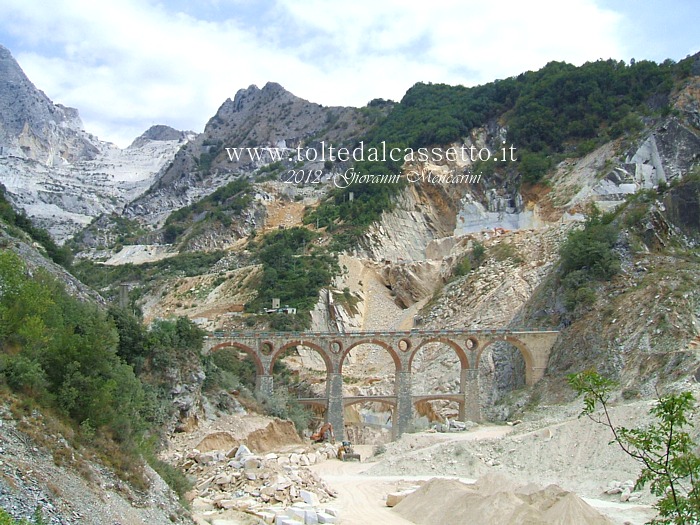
<box><xmin>310</xmin><ymin>422</ymin><xmax>335</xmax><ymax>443</ymax></box>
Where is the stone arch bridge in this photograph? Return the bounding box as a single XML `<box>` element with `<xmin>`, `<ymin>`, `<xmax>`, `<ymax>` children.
<box><xmin>204</xmin><ymin>329</ymin><xmax>559</xmax><ymax>440</ymax></box>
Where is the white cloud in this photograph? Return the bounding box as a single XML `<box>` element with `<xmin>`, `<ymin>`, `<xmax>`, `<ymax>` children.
<box><xmin>2</xmin><ymin>0</ymin><xmax>626</xmax><ymax>146</ymax></box>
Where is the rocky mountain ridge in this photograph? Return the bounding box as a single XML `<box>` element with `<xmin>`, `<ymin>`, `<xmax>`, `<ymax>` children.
<box><xmin>0</xmin><ymin>45</ymin><xmax>191</xmax><ymax>242</ymax></box>
<box><xmin>0</xmin><ymin>129</ymin><xmax>188</xmax><ymax>242</ymax></box>
<box><xmin>124</xmin><ymin>82</ymin><xmax>385</xmax><ymax>227</ymax></box>
<box><xmin>0</xmin><ymin>44</ymin><xmax>99</xmax><ymax>164</ymax></box>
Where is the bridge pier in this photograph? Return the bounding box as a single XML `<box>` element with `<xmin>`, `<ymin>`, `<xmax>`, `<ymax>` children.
<box><xmin>395</xmin><ymin>370</ymin><xmax>413</xmax><ymax>438</ymax></box>
<box><xmin>326</xmin><ymin>372</ymin><xmax>345</xmax><ymax>441</ymax></box>
<box><xmin>256</xmin><ymin>374</ymin><xmax>274</xmax><ymax>396</ymax></box>
<box><xmin>463</xmin><ymin>368</ymin><xmax>481</xmax><ymax>422</ymax></box>
<box><xmin>206</xmin><ymin>329</ymin><xmax>559</xmax><ymax>439</ymax></box>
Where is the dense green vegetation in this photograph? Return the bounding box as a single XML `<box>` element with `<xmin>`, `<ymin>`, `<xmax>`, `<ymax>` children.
<box><xmin>367</xmin><ymin>57</ymin><xmax>693</xmax><ymax>182</ymax></box>
<box><xmin>0</xmin><ymin>185</ymin><xmax>72</xmax><ymax>268</ymax></box>
<box><xmin>300</xmin><ymin>56</ymin><xmax>694</xmax><ymax>249</ymax></box>
<box><xmin>368</xmin><ymin>81</ymin><xmax>516</xmax><ymax>148</ymax></box>
<box><xmin>0</xmin><ymin>250</ymin><xmax>202</xmax><ymax>495</ymax></box>
<box><xmin>246</xmin><ymin>227</ymin><xmax>338</xmax><ymax>321</ymax></box>
<box><xmin>163</xmin><ymin>178</ymin><xmax>252</xmax><ymax>244</ymax></box>
<box><xmin>72</xmin><ymin>250</ymin><xmax>225</xmax><ymax>303</ymax></box>
<box><xmin>558</xmin><ymin>207</ymin><xmax>620</xmax><ymax>311</ymax></box>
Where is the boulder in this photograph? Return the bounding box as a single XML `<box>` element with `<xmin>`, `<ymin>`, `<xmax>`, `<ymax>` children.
<box><xmin>300</xmin><ymin>489</ymin><xmax>321</xmax><ymax>506</ymax></box>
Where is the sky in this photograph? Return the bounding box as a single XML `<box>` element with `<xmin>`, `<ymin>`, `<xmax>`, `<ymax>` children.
<box><xmin>0</xmin><ymin>0</ymin><xmax>697</xmax><ymax>147</ymax></box>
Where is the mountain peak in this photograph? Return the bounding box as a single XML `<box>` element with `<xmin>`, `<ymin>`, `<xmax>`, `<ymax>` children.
<box><xmin>128</xmin><ymin>124</ymin><xmax>190</xmax><ymax>148</ymax></box>
<box><xmin>0</xmin><ymin>44</ymin><xmax>98</xmax><ymax>163</ymax></box>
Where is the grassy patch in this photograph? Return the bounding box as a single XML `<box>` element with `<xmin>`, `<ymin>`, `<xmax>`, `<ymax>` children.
<box><xmin>490</xmin><ymin>242</ymin><xmax>524</xmax><ymax>265</ymax></box>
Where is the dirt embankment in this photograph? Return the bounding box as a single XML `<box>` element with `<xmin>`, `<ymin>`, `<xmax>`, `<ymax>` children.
<box><xmin>0</xmin><ymin>405</ymin><xmax>190</xmax><ymax>525</ymax></box>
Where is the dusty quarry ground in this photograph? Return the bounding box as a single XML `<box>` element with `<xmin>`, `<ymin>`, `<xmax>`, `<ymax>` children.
<box><xmin>167</xmin><ymin>394</ymin><xmax>685</xmax><ymax>525</ymax></box>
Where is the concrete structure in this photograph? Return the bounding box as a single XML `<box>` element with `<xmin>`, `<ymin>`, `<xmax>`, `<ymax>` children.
<box><xmin>204</xmin><ymin>329</ymin><xmax>559</xmax><ymax>440</ymax></box>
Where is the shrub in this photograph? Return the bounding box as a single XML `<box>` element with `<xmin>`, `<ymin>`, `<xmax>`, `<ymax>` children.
<box><xmin>490</xmin><ymin>242</ymin><xmax>524</xmax><ymax>264</ymax></box>
<box><xmin>0</xmin><ymin>507</ymin><xmax>46</xmax><ymax>525</ymax></box>
<box><xmin>453</xmin><ymin>256</ymin><xmax>472</xmax><ymax>277</ymax></box>
<box><xmin>256</xmin><ymin>389</ymin><xmax>312</xmax><ymax>435</ymax></box>
<box><xmin>558</xmin><ymin>210</ymin><xmax>619</xmax><ymax>311</ymax></box>
<box><xmin>569</xmin><ymin>371</ymin><xmax>700</xmax><ymax>524</ymax></box>
<box><xmin>471</xmin><ymin>242</ymin><xmax>486</xmax><ymax>265</ymax></box>
<box><xmin>560</xmin><ymin>221</ymin><xmax>619</xmax><ymax>279</ymax></box>
<box><xmin>519</xmin><ymin>151</ymin><xmax>552</xmax><ymax>183</ymax></box>
<box><xmin>149</xmin><ymin>457</ymin><xmax>193</xmax><ymax>503</ymax></box>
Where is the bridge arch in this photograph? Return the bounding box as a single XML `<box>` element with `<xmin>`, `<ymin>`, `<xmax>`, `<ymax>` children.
<box><xmin>343</xmin><ymin>397</ymin><xmax>396</xmax><ymax>409</ymax></box>
<box><xmin>408</xmin><ymin>339</ymin><xmax>468</xmax><ymax>427</ymax></box>
<box><xmin>409</xmin><ymin>337</ymin><xmax>469</xmax><ymax>370</ymax></box>
<box><xmin>209</xmin><ymin>342</ymin><xmax>265</xmax><ymax>376</ymax></box>
<box><xmin>270</xmin><ymin>340</ymin><xmax>333</xmax><ymax>375</ymax></box>
<box><xmin>339</xmin><ymin>339</ymin><xmax>401</xmax><ymax>374</ymax></box>
<box><xmin>477</xmin><ymin>336</ymin><xmax>535</xmax><ymax>385</ymax></box>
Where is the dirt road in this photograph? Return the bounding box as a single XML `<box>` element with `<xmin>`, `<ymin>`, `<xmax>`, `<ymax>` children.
<box><xmin>309</xmin><ymin>426</ymin><xmax>656</xmax><ymax>525</ymax></box>
<box><xmin>310</xmin><ymin>427</ymin><xmax>513</xmax><ymax>525</ymax></box>
<box><xmin>311</xmin><ymin>456</ymin><xmax>447</xmax><ymax>525</ymax></box>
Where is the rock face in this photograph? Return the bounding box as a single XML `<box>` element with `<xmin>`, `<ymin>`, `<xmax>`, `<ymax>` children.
<box><xmin>625</xmin><ymin>118</ymin><xmax>700</xmax><ymax>185</ymax></box>
<box><xmin>408</xmin><ymin>226</ymin><xmax>572</xmax><ymax>420</ymax></box>
<box><xmin>0</xmin><ymin>44</ymin><xmax>99</xmax><ymax>163</ymax></box>
<box><xmin>663</xmin><ymin>180</ymin><xmax>700</xmax><ymax>243</ymax></box>
<box><xmin>130</xmin><ymin>124</ymin><xmax>190</xmax><ymax>148</ymax></box>
<box><xmin>169</xmin><ymin>366</ymin><xmax>207</xmax><ymax>433</ymax></box>
<box><xmin>378</xmin><ymin>260</ymin><xmax>443</xmax><ymax>308</ymax></box>
<box><xmin>126</xmin><ymin>82</ymin><xmax>381</xmax><ymax>225</ymax></box>
<box><xmin>0</xmin><ymin>46</ymin><xmax>188</xmax><ymax>242</ymax></box>
<box><xmin>361</xmin><ymin>181</ymin><xmax>464</xmax><ymax>262</ymax></box>
<box><xmin>0</xmin><ymin>134</ymin><xmax>186</xmax><ymax>242</ymax></box>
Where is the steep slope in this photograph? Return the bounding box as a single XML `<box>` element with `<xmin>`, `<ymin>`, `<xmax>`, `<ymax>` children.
<box><xmin>125</xmin><ymin>82</ymin><xmax>386</xmax><ymax>227</ymax></box>
<box><xmin>0</xmin><ymin>44</ymin><xmax>99</xmax><ymax>163</ymax></box>
<box><xmin>315</xmin><ymin>65</ymin><xmax>700</xmax><ymax>425</ymax></box>
<box><xmin>526</xmin><ymin>180</ymin><xmax>700</xmax><ymax>403</ymax></box>
<box><xmin>0</xmin><ymin>45</ymin><xmax>190</xmax><ymax>242</ymax></box>
<box><xmin>1</xmin><ymin>129</ymin><xmax>188</xmax><ymax>242</ymax></box>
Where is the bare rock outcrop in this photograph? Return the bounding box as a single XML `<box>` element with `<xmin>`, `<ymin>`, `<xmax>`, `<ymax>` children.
<box><xmin>126</xmin><ymin>82</ymin><xmax>380</xmax><ymax>225</ymax></box>
<box><xmin>377</xmin><ymin>260</ymin><xmax>443</xmax><ymax>308</ymax></box>
<box><xmin>0</xmin><ymin>44</ymin><xmax>99</xmax><ymax>164</ymax></box>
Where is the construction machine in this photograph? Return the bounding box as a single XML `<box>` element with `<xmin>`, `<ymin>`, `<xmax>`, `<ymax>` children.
<box><xmin>310</xmin><ymin>422</ymin><xmax>334</xmax><ymax>443</ymax></box>
<box><xmin>337</xmin><ymin>441</ymin><xmax>361</xmax><ymax>462</ymax></box>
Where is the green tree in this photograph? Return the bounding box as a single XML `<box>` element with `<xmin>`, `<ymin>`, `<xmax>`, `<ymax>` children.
<box><xmin>0</xmin><ymin>251</ymin><xmax>147</xmax><ymax>443</ymax></box>
<box><xmin>246</xmin><ymin>227</ymin><xmax>338</xmax><ymax>316</ymax></box>
<box><xmin>558</xmin><ymin>210</ymin><xmax>619</xmax><ymax>312</ymax></box>
<box><xmin>107</xmin><ymin>306</ymin><xmax>147</xmax><ymax>368</ymax></box>
<box><xmin>569</xmin><ymin>371</ymin><xmax>700</xmax><ymax>524</ymax></box>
